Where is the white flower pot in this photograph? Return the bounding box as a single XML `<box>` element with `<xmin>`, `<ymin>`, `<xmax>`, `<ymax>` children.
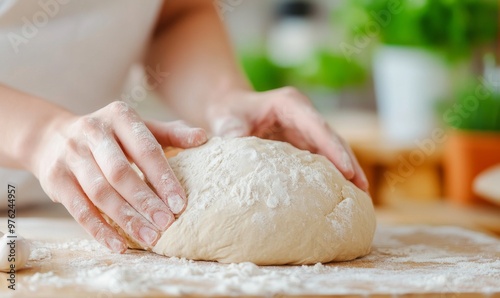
<box><xmin>373</xmin><ymin>46</ymin><xmax>450</xmax><ymax>144</ymax></box>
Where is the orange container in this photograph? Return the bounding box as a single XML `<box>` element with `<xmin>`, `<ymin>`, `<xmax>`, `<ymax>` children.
<box><xmin>444</xmin><ymin>130</ymin><xmax>500</xmax><ymax>205</ymax></box>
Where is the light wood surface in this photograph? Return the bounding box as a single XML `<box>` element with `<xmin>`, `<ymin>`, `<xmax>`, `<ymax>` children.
<box><xmin>0</xmin><ymin>207</ymin><xmax>499</xmax><ymax>297</ymax></box>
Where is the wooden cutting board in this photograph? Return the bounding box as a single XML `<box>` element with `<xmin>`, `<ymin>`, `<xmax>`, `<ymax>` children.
<box><xmin>0</xmin><ymin>217</ymin><xmax>499</xmax><ymax>297</ymax></box>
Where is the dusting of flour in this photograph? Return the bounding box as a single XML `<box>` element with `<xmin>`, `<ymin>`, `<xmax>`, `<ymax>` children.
<box><xmin>170</xmin><ymin>137</ymin><xmax>336</xmax><ymax>213</ymax></box>
<box><xmin>19</xmin><ymin>225</ymin><xmax>500</xmax><ymax>296</ymax></box>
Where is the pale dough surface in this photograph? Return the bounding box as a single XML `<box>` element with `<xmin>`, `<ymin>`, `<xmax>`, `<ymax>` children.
<box><xmin>143</xmin><ymin>137</ymin><xmax>376</xmax><ymax>265</ymax></box>
<box><xmin>0</xmin><ymin>232</ymin><xmax>30</xmax><ymax>272</ymax></box>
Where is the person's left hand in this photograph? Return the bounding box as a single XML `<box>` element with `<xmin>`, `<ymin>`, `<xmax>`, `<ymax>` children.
<box><xmin>207</xmin><ymin>87</ymin><xmax>369</xmax><ymax>191</ymax></box>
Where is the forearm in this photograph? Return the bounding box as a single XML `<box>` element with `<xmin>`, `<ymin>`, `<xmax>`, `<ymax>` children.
<box><xmin>145</xmin><ymin>1</ymin><xmax>251</xmax><ymax>129</ymax></box>
<box><xmin>0</xmin><ymin>84</ymin><xmax>72</xmax><ymax>171</ymax></box>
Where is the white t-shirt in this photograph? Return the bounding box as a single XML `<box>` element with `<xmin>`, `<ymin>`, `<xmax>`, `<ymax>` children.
<box><xmin>0</xmin><ymin>0</ymin><xmax>162</xmax><ymax>207</ymax></box>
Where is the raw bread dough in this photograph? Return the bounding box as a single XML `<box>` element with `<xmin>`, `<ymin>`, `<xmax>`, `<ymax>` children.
<box><xmin>0</xmin><ymin>232</ymin><xmax>30</xmax><ymax>272</ymax></box>
<box><xmin>129</xmin><ymin>137</ymin><xmax>376</xmax><ymax>265</ymax></box>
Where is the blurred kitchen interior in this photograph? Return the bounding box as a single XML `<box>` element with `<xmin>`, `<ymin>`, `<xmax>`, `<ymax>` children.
<box><xmin>217</xmin><ymin>0</ymin><xmax>500</xmax><ymax>233</ymax></box>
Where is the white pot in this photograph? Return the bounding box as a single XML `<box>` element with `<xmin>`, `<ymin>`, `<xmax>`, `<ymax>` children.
<box><xmin>373</xmin><ymin>46</ymin><xmax>450</xmax><ymax>144</ymax></box>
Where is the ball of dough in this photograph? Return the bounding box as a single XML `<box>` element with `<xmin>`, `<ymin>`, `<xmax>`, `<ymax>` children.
<box><xmin>151</xmin><ymin>137</ymin><xmax>376</xmax><ymax>265</ymax></box>
<box><xmin>0</xmin><ymin>232</ymin><xmax>31</xmax><ymax>272</ymax></box>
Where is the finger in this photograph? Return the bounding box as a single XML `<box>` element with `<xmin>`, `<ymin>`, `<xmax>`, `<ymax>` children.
<box><xmin>80</xmin><ymin>115</ymin><xmax>176</xmax><ymax>228</ymax></box>
<box><xmin>338</xmin><ymin>138</ymin><xmax>369</xmax><ymax>191</ymax></box>
<box><xmin>349</xmin><ymin>155</ymin><xmax>369</xmax><ymax>192</ymax></box>
<box><xmin>66</xmin><ymin>142</ymin><xmax>166</xmax><ymax>247</ymax></box>
<box><xmin>317</xmin><ymin>134</ymin><xmax>356</xmax><ymax>180</ymax></box>
<box><xmin>103</xmin><ymin>103</ymin><xmax>187</xmax><ymax>215</ymax></box>
<box><xmin>146</xmin><ymin>120</ymin><xmax>208</xmax><ymax>148</ymax></box>
<box><xmin>211</xmin><ymin>115</ymin><xmax>250</xmax><ymax>137</ymax></box>
<box><xmin>55</xmin><ymin>173</ymin><xmax>127</xmax><ymax>253</ymax></box>
<box><xmin>265</xmin><ymin>97</ymin><xmax>356</xmax><ymax>179</ymax></box>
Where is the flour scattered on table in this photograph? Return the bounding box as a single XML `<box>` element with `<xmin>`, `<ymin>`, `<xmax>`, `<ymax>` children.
<box><xmin>29</xmin><ymin>243</ymin><xmax>51</xmax><ymax>261</ymax></box>
<box><xmin>21</xmin><ymin>225</ymin><xmax>500</xmax><ymax>296</ymax></box>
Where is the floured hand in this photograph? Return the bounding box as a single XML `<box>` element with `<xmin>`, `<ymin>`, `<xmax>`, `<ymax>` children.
<box><xmin>207</xmin><ymin>87</ymin><xmax>368</xmax><ymax>191</ymax></box>
<box><xmin>30</xmin><ymin>101</ymin><xmax>207</xmax><ymax>252</ymax></box>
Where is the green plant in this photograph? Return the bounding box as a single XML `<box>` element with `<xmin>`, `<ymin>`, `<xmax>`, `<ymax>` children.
<box><xmin>239</xmin><ymin>50</ymin><xmax>367</xmax><ymax>92</ymax></box>
<box><xmin>341</xmin><ymin>0</ymin><xmax>498</xmax><ymax>58</ymax></box>
<box><xmin>239</xmin><ymin>52</ymin><xmax>286</xmax><ymax>92</ymax></box>
<box><xmin>291</xmin><ymin>50</ymin><xmax>367</xmax><ymax>90</ymax></box>
<box><xmin>443</xmin><ymin>82</ymin><xmax>500</xmax><ymax>131</ymax></box>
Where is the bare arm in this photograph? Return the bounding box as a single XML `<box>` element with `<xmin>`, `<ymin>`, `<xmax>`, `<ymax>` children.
<box><xmin>0</xmin><ymin>85</ymin><xmax>71</xmax><ymax>171</ymax></box>
<box><xmin>0</xmin><ymin>84</ymin><xmax>206</xmax><ymax>252</ymax></box>
<box><xmin>146</xmin><ymin>0</ymin><xmax>369</xmax><ymax>191</ymax></box>
<box><xmin>145</xmin><ymin>0</ymin><xmax>250</xmax><ymax>128</ymax></box>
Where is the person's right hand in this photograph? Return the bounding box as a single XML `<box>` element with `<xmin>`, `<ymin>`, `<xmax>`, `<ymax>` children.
<box><xmin>31</xmin><ymin>101</ymin><xmax>207</xmax><ymax>253</ymax></box>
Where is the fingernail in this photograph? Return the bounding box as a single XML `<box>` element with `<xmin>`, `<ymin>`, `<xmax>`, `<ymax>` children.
<box><xmin>107</xmin><ymin>237</ymin><xmax>126</xmax><ymax>253</ymax></box>
<box><xmin>361</xmin><ymin>176</ymin><xmax>370</xmax><ymax>191</ymax></box>
<box><xmin>342</xmin><ymin>152</ymin><xmax>352</xmax><ymax>170</ymax></box>
<box><xmin>139</xmin><ymin>226</ymin><xmax>159</xmax><ymax>246</ymax></box>
<box><xmin>168</xmin><ymin>194</ymin><xmax>185</xmax><ymax>214</ymax></box>
<box><xmin>153</xmin><ymin>211</ymin><xmax>172</xmax><ymax>229</ymax></box>
<box><xmin>176</xmin><ymin>127</ymin><xmax>207</xmax><ymax>146</ymax></box>
<box><xmin>193</xmin><ymin>129</ymin><xmax>208</xmax><ymax>145</ymax></box>
<box><xmin>343</xmin><ymin>152</ymin><xmax>354</xmax><ymax>174</ymax></box>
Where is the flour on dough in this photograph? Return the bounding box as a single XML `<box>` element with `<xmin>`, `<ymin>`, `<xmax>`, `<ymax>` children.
<box><xmin>124</xmin><ymin>137</ymin><xmax>376</xmax><ymax>265</ymax></box>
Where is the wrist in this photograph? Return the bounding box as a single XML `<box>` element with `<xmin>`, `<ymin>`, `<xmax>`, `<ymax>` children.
<box><xmin>205</xmin><ymin>87</ymin><xmax>257</xmax><ymax>137</ymax></box>
<box><xmin>204</xmin><ymin>85</ymin><xmax>253</xmax><ymax>121</ymax></box>
<box><xmin>17</xmin><ymin>107</ymin><xmax>75</xmax><ymax>175</ymax></box>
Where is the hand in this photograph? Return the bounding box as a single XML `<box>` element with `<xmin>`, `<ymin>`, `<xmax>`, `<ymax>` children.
<box><xmin>207</xmin><ymin>87</ymin><xmax>368</xmax><ymax>191</ymax></box>
<box><xmin>31</xmin><ymin>102</ymin><xmax>207</xmax><ymax>252</ymax></box>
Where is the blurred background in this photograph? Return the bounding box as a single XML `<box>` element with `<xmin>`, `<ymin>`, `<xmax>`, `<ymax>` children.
<box><xmin>86</xmin><ymin>0</ymin><xmax>500</xmax><ymax>232</ymax></box>
<box><xmin>218</xmin><ymin>0</ymin><xmax>500</xmax><ymax>231</ymax></box>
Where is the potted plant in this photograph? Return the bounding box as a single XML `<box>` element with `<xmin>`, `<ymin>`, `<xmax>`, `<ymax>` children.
<box><xmin>239</xmin><ymin>49</ymin><xmax>367</xmax><ymax>110</ymax></box>
<box><xmin>239</xmin><ymin>51</ymin><xmax>286</xmax><ymax>92</ymax></box>
<box><xmin>443</xmin><ymin>80</ymin><xmax>500</xmax><ymax>205</ymax></box>
<box><xmin>339</xmin><ymin>0</ymin><xmax>499</xmax><ymax>143</ymax></box>
<box><xmin>289</xmin><ymin>49</ymin><xmax>367</xmax><ymax>109</ymax></box>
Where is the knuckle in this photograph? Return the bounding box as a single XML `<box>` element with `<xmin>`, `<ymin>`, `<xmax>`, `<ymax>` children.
<box><xmin>87</xmin><ymin>223</ymin><xmax>110</xmax><ymax>241</ymax></box>
<box><xmin>108</xmin><ymin>159</ymin><xmax>131</xmax><ymax>184</ymax></box>
<box><xmin>138</xmin><ymin>141</ymin><xmax>162</xmax><ymax>159</ymax></box>
<box><xmin>44</xmin><ymin>160</ymin><xmax>66</xmax><ymax>188</ymax></box>
<box><xmin>134</xmin><ymin>196</ymin><xmax>152</xmax><ymax>213</ymax></box>
<box><xmin>87</xmin><ymin>177</ymin><xmax>111</xmax><ymax>203</ymax></box>
<box><xmin>70</xmin><ymin>200</ymin><xmax>93</xmax><ymax>226</ymax></box>
<box><xmin>67</xmin><ymin>198</ymin><xmax>111</xmax><ymax>241</ymax></box>
<box><xmin>79</xmin><ymin>116</ymin><xmax>101</xmax><ymax>131</ymax></box>
<box><xmin>64</xmin><ymin>138</ymin><xmax>81</xmax><ymax>161</ymax></box>
<box><xmin>64</xmin><ymin>138</ymin><xmax>79</xmax><ymax>153</ymax></box>
<box><xmin>77</xmin><ymin>116</ymin><xmax>108</xmax><ymax>142</ymax></box>
<box><xmin>108</xmin><ymin>101</ymin><xmax>130</xmax><ymax>114</ymax></box>
<box><xmin>319</xmin><ymin>117</ymin><xmax>330</xmax><ymax>130</ymax></box>
<box><xmin>112</xmin><ymin>205</ymin><xmax>159</xmax><ymax>246</ymax></box>
<box><xmin>108</xmin><ymin>101</ymin><xmax>137</xmax><ymax>120</ymax></box>
<box><xmin>280</xmin><ymin>86</ymin><xmax>300</xmax><ymax>97</ymax></box>
<box><xmin>279</xmin><ymin>86</ymin><xmax>309</xmax><ymax>104</ymax></box>
<box><xmin>91</xmin><ymin>226</ymin><xmax>110</xmax><ymax>242</ymax></box>
<box><xmin>120</xmin><ymin>214</ymin><xmax>145</xmax><ymax>240</ymax></box>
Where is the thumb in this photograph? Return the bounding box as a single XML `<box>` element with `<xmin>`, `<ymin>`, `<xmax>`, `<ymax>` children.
<box><xmin>145</xmin><ymin>120</ymin><xmax>208</xmax><ymax>148</ymax></box>
<box><xmin>211</xmin><ymin>115</ymin><xmax>250</xmax><ymax>138</ymax></box>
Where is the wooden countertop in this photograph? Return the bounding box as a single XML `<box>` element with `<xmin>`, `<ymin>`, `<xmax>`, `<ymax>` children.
<box><xmin>0</xmin><ymin>204</ymin><xmax>499</xmax><ymax>297</ymax></box>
